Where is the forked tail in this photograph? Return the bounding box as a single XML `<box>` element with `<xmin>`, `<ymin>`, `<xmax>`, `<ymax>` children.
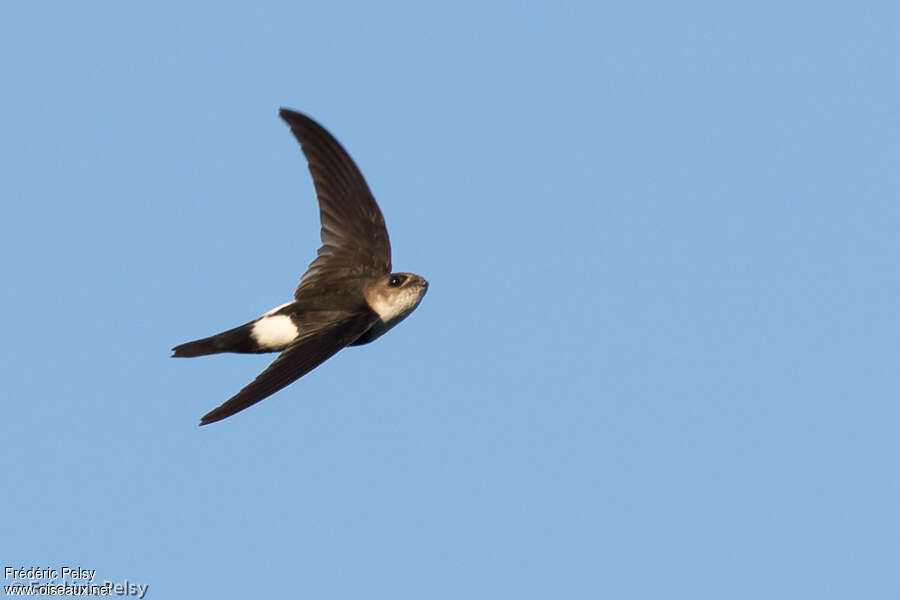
<box><xmin>172</xmin><ymin>322</ymin><xmax>261</xmax><ymax>357</ymax></box>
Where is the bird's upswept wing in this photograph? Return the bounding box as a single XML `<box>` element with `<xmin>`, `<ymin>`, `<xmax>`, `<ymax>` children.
<box><xmin>279</xmin><ymin>109</ymin><xmax>392</xmax><ymax>298</ymax></box>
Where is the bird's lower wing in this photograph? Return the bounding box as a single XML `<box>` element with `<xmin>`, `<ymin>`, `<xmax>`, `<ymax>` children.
<box><xmin>199</xmin><ymin>313</ymin><xmax>377</xmax><ymax>425</ymax></box>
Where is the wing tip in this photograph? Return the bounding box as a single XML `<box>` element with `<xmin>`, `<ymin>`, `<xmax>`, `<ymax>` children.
<box><xmin>198</xmin><ymin>412</ymin><xmax>222</xmax><ymax>426</ymax></box>
<box><xmin>279</xmin><ymin>107</ymin><xmax>305</xmax><ymax>125</ymax></box>
<box><xmin>199</xmin><ymin>404</ymin><xmax>233</xmax><ymax>426</ymax></box>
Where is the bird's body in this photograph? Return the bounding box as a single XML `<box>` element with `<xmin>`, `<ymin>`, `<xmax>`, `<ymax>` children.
<box><xmin>173</xmin><ymin>109</ymin><xmax>428</xmax><ymax>425</ymax></box>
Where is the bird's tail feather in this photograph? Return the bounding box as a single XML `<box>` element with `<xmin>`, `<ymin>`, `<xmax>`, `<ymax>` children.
<box><xmin>172</xmin><ymin>322</ymin><xmax>261</xmax><ymax>357</ymax></box>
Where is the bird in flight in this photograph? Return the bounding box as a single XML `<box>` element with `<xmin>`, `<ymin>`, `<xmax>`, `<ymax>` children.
<box><xmin>173</xmin><ymin>109</ymin><xmax>428</xmax><ymax>425</ymax></box>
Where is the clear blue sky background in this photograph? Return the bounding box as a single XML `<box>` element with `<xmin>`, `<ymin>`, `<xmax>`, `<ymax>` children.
<box><xmin>2</xmin><ymin>2</ymin><xmax>898</xmax><ymax>598</ymax></box>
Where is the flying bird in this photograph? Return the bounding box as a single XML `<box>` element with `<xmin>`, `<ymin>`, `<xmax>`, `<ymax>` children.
<box><xmin>173</xmin><ymin>109</ymin><xmax>428</xmax><ymax>425</ymax></box>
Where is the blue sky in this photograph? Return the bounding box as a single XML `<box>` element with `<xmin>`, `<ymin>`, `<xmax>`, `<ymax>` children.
<box><xmin>2</xmin><ymin>1</ymin><xmax>898</xmax><ymax>598</ymax></box>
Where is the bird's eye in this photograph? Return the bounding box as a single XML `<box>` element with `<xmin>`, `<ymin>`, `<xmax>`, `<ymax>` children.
<box><xmin>389</xmin><ymin>275</ymin><xmax>406</xmax><ymax>287</ymax></box>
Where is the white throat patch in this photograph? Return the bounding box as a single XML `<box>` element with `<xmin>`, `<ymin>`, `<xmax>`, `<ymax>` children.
<box><xmin>368</xmin><ymin>288</ymin><xmax>422</xmax><ymax>323</ymax></box>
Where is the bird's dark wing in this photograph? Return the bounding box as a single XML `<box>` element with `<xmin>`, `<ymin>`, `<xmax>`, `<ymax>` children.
<box><xmin>199</xmin><ymin>310</ymin><xmax>378</xmax><ymax>425</ymax></box>
<box><xmin>279</xmin><ymin>109</ymin><xmax>392</xmax><ymax>299</ymax></box>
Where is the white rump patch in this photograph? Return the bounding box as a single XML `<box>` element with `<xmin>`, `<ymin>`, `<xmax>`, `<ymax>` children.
<box><xmin>251</xmin><ymin>315</ymin><xmax>299</xmax><ymax>350</ymax></box>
